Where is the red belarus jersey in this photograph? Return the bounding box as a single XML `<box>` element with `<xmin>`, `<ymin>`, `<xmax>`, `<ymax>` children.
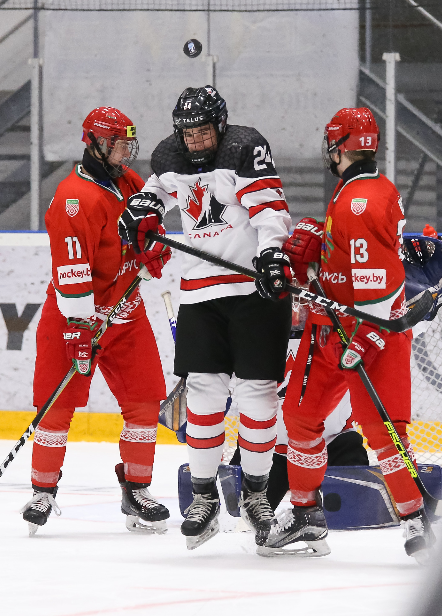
<box><xmin>45</xmin><ymin>164</ymin><xmax>145</xmax><ymax>321</ymax></box>
<box><xmin>317</xmin><ymin>168</ymin><xmax>406</xmax><ymax>323</ymax></box>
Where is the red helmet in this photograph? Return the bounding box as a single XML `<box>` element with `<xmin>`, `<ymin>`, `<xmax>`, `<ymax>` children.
<box><xmin>82</xmin><ymin>107</ymin><xmax>138</xmax><ymax>177</ymax></box>
<box><xmin>324</xmin><ymin>107</ymin><xmax>380</xmax><ymax>154</ymax></box>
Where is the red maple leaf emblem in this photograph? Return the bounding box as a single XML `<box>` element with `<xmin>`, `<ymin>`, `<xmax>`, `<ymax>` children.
<box><xmin>184</xmin><ymin>180</ymin><xmax>208</xmax><ymax>223</ymax></box>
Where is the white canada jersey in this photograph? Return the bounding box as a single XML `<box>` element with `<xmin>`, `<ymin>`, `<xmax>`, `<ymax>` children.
<box><xmin>142</xmin><ymin>125</ymin><xmax>292</xmax><ymax>304</ymax></box>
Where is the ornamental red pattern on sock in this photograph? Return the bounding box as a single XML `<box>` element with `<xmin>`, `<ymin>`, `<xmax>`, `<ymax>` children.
<box><xmin>287</xmin><ymin>438</ymin><xmax>327</xmax><ymax>507</ymax></box>
<box><xmin>31</xmin><ymin>427</ymin><xmax>68</xmax><ymax>488</ymax></box>
<box><xmin>119</xmin><ymin>422</ymin><xmax>157</xmax><ymax>483</ymax></box>
<box><xmin>375</xmin><ymin>437</ymin><xmax>423</xmax><ymax>516</ymax></box>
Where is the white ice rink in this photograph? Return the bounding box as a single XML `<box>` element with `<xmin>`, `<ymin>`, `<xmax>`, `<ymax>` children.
<box><xmin>0</xmin><ymin>440</ymin><xmax>434</xmax><ymax>616</ymax></box>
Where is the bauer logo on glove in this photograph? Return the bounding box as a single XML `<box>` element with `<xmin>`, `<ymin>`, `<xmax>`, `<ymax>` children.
<box><xmin>283</xmin><ymin>217</ymin><xmax>324</xmax><ymax>285</ymax></box>
<box><xmin>340</xmin><ymin>322</ymin><xmax>386</xmax><ymax>370</ymax></box>
<box><xmin>64</xmin><ymin>318</ymin><xmax>98</xmax><ymax>376</ymax></box>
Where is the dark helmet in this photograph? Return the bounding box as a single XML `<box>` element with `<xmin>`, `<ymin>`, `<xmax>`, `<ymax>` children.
<box><xmin>172</xmin><ymin>85</ymin><xmax>228</xmax><ymax>165</ymax></box>
<box><xmin>403</xmin><ymin>236</ymin><xmax>442</xmax><ymax>321</ymax></box>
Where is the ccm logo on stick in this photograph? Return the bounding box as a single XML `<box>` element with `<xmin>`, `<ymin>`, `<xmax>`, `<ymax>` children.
<box><xmin>352</xmin><ymin>269</ymin><xmax>386</xmax><ymax>289</ymax></box>
<box><xmin>57</xmin><ymin>263</ymin><xmax>92</xmax><ymax>285</ymax></box>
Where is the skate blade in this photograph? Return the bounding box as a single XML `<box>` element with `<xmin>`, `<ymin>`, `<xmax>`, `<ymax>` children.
<box><xmin>256</xmin><ymin>539</ymin><xmax>331</xmax><ymax>558</ymax></box>
<box><xmin>125</xmin><ymin>515</ymin><xmax>167</xmax><ymax>535</ymax></box>
<box><xmin>411</xmin><ymin>547</ymin><xmax>432</xmax><ymax>566</ymax></box>
<box><xmin>185</xmin><ymin>519</ymin><xmax>220</xmax><ymax>550</ymax></box>
<box><xmin>27</xmin><ymin>523</ymin><xmax>40</xmax><ymax>537</ymax></box>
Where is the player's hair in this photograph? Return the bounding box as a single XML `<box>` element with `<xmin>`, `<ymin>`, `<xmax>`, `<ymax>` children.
<box><xmin>345</xmin><ymin>150</ymin><xmax>376</xmax><ymax>163</ymax></box>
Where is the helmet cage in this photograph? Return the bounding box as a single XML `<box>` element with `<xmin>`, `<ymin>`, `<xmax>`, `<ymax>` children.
<box><xmin>172</xmin><ymin>86</ymin><xmax>228</xmax><ymax>165</ymax></box>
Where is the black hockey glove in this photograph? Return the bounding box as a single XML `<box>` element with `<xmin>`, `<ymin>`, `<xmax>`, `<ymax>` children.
<box><xmin>252</xmin><ymin>247</ymin><xmax>292</xmax><ymax>301</ymax></box>
<box><xmin>118</xmin><ymin>192</ymin><xmax>166</xmax><ymax>254</ymax></box>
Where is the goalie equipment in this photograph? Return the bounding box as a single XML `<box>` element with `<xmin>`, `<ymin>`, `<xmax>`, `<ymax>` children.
<box><xmin>81</xmin><ymin>107</ymin><xmax>139</xmax><ymax>178</ymax></box>
<box><xmin>118</xmin><ymin>192</ymin><xmax>165</xmax><ymax>253</ymax></box>
<box><xmin>20</xmin><ymin>485</ymin><xmax>61</xmax><ymax>536</ymax></box>
<box><xmin>181</xmin><ymin>482</ymin><xmax>221</xmax><ymax>550</ymax></box>
<box><xmin>239</xmin><ymin>475</ymin><xmax>275</xmax><ymax>546</ymax></box>
<box><xmin>402</xmin><ymin>508</ymin><xmax>436</xmax><ymax>566</ymax></box>
<box><xmin>172</xmin><ymin>85</ymin><xmax>228</xmax><ymax>165</ymax></box>
<box><xmin>403</xmin><ymin>235</ymin><xmax>442</xmax><ymax>322</ymax></box>
<box><xmin>115</xmin><ymin>463</ymin><xmax>169</xmax><ymax>534</ymax></box>
<box><xmin>258</xmin><ymin>505</ymin><xmax>330</xmax><ymax>558</ymax></box>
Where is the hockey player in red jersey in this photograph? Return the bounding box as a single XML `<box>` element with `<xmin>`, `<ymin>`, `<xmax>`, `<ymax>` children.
<box><xmin>262</xmin><ymin>107</ymin><xmax>435</xmax><ymax>563</ymax></box>
<box><xmin>21</xmin><ymin>107</ymin><xmax>171</xmax><ymax>536</ymax></box>
<box><xmin>119</xmin><ymin>86</ymin><xmax>292</xmax><ymax>549</ymax></box>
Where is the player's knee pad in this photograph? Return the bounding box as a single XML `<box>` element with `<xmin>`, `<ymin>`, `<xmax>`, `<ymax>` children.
<box><xmin>234</xmin><ymin>378</ymin><xmax>278</xmax><ymax>422</ymax></box>
<box><xmin>120</xmin><ymin>401</ymin><xmax>160</xmax><ymax>426</ymax></box>
<box><xmin>186</xmin><ymin>372</ymin><xmax>231</xmax><ymax>415</ymax></box>
<box><xmin>37</xmin><ymin>406</ymin><xmax>75</xmax><ymax>432</ymax></box>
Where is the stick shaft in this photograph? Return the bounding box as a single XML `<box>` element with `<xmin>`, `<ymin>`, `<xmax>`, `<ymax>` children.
<box><xmin>161</xmin><ymin>290</ymin><xmax>177</xmax><ymax>343</ymax></box>
<box><xmin>148</xmin><ymin>232</ymin><xmax>430</xmax><ymax>332</ymax></box>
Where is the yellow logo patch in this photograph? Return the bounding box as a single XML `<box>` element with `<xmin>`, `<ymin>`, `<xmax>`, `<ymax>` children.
<box><xmin>126</xmin><ymin>125</ymin><xmax>136</xmax><ymax>137</ymax></box>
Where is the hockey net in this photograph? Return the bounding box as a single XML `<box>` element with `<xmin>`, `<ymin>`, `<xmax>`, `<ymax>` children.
<box><xmin>222</xmin><ymin>310</ymin><xmax>442</xmax><ymax>466</ymax></box>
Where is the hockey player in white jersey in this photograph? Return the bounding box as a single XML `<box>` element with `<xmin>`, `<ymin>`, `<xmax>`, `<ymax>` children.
<box><xmin>119</xmin><ymin>85</ymin><xmax>292</xmax><ymax>549</ymax></box>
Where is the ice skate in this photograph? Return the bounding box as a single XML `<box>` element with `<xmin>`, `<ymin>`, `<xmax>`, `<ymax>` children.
<box><xmin>181</xmin><ymin>486</ymin><xmax>220</xmax><ymax>550</ymax></box>
<box><xmin>257</xmin><ymin>505</ymin><xmax>330</xmax><ymax>558</ymax></box>
<box><xmin>402</xmin><ymin>509</ymin><xmax>436</xmax><ymax>565</ymax></box>
<box><xmin>20</xmin><ymin>487</ymin><xmax>61</xmax><ymax>536</ymax></box>
<box><xmin>115</xmin><ymin>463</ymin><xmax>169</xmax><ymax>534</ymax></box>
<box><xmin>239</xmin><ymin>477</ymin><xmax>275</xmax><ymax>546</ymax></box>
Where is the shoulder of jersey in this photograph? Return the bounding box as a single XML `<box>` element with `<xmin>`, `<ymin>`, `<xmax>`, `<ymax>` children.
<box><xmin>51</xmin><ymin>165</ymin><xmax>105</xmax><ymax>216</ymax></box>
<box><xmin>214</xmin><ymin>124</ymin><xmax>268</xmax><ymax>170</ymax></box>
<box><xmin>338</xmin><ymin>172</ymin><xmax>399</xmax><ymax>216</ymax></box>
<box><xmin>151</xmin><ymin>134</ymin><xmax>196</xmax><ymax>177</ymax></box>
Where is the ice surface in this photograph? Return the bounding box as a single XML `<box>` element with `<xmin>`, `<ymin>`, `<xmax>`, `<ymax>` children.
<box><xmin>0</xmin><ymin>440</ymin><xmax>433</xmax><ymax>616</ymax></box>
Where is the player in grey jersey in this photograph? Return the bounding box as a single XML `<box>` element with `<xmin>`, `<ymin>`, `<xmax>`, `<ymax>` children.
<box><xmin>118</xmin><ymin>85</ymin><xmax>292</xmax><ymax>551</ymax></box>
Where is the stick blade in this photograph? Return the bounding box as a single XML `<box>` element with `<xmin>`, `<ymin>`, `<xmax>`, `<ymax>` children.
<box><xmin>388</xmin><ymin>290</ymin><xmax>433</xmax><ymax>332</ymax></box>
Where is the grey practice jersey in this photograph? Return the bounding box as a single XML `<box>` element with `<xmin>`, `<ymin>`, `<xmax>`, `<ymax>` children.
<box><xmin>142</xmin><ymin>125</ymin><xmax>292</xmax><ymax>304</ymax></box>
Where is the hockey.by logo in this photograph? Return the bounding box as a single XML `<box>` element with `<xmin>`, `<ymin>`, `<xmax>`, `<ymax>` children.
<box><xmin>352</xmin><ymin>268</ymin><xmax>386</xmax><ymax>289</ymax></box>
<box><xmin>184</xmin><ymin>179</ymin><xmax>228</xmax><ymax>230</ymax></box>
<box><xmin>57</xmin><ymin>263</ymin><xmax>92</xmax><ymax>286</ymax></box>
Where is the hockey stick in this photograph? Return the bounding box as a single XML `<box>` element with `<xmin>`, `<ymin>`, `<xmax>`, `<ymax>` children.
<box><xmin>159</xmin><ymin>291</ymin><xmax>187</xmax><ymax>435</ymax></box>
<box><xmin>306</xmin><ymin>266</ymin><xmax>442</xmax><ymax>518</ymax></box>
<box><xmin>147</xmin><ymin>232</ymin><xmax>432</xmax><ymax>333</ymax></box>
<box><xmin>0</xmin><ymin>266</ymin><xmax>152</xmax><ymax>479</ymax></box>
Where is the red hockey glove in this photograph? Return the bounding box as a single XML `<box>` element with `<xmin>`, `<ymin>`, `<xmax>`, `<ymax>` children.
<box><xmin>252</xmin><ymin>247</ymin><xmax>292</xmax><ymax>301</ymax></box>
<box><xmin>137</xmin><ymin>224</ymin><xmax>172</xmax><ymax>279</ymax></box>
<box><xmin>118</xmin><ymin>192</ymin><xmax>166</xmax><ymax>254</ymax></box>
<box><xmin>63</xmin><ymin>318</ymin><xmax>98</xmax><ymax>376</ymax></box>
<box><xmin>283</xmin><ymin>218</ymin><xmax>324</xmax><ymax>284</ymax></box>
<box><xmin>340</xmin><ymin>323</ymin><xmax>386</xmax><ymax>370</ymax></box>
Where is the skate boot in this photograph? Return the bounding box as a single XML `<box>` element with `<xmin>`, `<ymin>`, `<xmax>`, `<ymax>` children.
<box><xmin>115</xmin><ymin>463</ymin><xmax>169</xmax><ymax>534</ymax></box>
<box><xmin>239</xmin><ymin>474</ymin><xmax>275</xmax><ymax>546</ymax></box>
<box><xmin>181</xmin><ymin>480</ymin><xmax>220</xmax><ymax>550</ymax></box>
<box><xmin>258</xmin><ymin>505</ymin><xmax>331</xmax><ymax>558</ymax></box>
<box><xmin>402</xmin><ymin>508</ymin><xmax>436</xmax><ymax>565</ymax></box>
<box><xmin>20</xmin><ymin>485</ymin><xmax>61</xmax><ymax>537</ymax></box>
